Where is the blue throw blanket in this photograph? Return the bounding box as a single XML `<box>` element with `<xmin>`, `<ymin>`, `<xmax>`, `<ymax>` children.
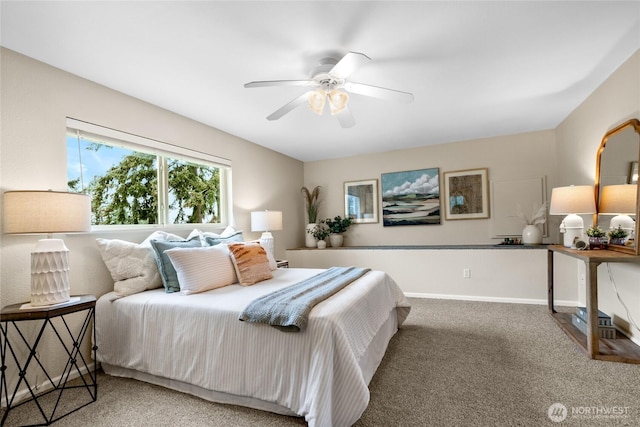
<box><xmin>239</xmin><ymin>266</ymin><xmax>371</xmax><ymax>332</ymax></box>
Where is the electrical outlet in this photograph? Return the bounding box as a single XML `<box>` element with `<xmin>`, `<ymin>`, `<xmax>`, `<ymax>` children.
<box><xmin>463</xmin><ymin>268</ymin><xmax>471</xmax><ymax>279</ymax></box>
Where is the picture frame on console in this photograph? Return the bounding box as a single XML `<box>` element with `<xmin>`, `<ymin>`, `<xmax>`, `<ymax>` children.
<box><xmin>443</xmin><ymin>168</ymin><xmax>490</xmax><ymax>220</ymax></box>
<box><xmin>344</xmin><ymin>179</ymin><xmax>379</xmax><ymax>224</ymax></box>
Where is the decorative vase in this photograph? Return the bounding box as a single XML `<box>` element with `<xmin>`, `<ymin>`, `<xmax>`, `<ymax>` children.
<box><xmin>317</xmin><ymin>240</ymin><xmax>327</xmax><ymax>249</ymax></box>
<box><xmin>522</xmin><ymin>225</ymin><xmax>542</xmax><ymax>245</ymax></box>
<box><xmin>588</xmin><ymin>237</ymin><xmax>606</xmax><ymax>250</ymax></box>
<box><xmin>305</xmin><ymin>224</ymin><xmax>317</xmax><ymax>248</ymax></box>
<box><xmin>329</xmin><ymin>234</ymin><xmax>343</xmax><ymax>248</ymax></box>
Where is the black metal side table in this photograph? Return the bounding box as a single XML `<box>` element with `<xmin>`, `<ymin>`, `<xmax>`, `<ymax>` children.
<box><xmin>0</xmin><ymin>295</ymin><xmax>97</xmax><ymax>425</ymax></box>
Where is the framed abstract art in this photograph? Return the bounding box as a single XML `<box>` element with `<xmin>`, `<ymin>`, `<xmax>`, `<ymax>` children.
<box><xmin>443</xmin><ymin>168</ymin><xmax>490</xmax><ymax>220</ymax></box>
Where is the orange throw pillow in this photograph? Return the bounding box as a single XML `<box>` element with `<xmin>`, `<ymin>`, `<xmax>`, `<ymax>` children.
<box><xmin>228</xmin><ymin>242</ymin><xmax>273</xmax><ymax>286</ymax></box>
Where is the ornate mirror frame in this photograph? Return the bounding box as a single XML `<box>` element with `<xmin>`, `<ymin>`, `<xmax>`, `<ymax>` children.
<box><xmin>594</xmin><ymin>118</ymin><xmax>640</xmax><ymax>255</ymax></box>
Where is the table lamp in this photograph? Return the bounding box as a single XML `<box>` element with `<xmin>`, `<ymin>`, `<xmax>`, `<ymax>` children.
<box><xmin>599</xmin><ymin>184</ymin><xmax>637</xmax><ymax>239</ymax></box>
<box><xmin>549</xmin><ymin>185</ymin><xmax>596</xmax><ymax>248</ymax></box>
<box><xmin>250</xmin><ymin>210</ymin><xmax>283</xmax><ymax>259</ymax></box>
<box><xmin>3</xmin><ymin>190</ymin><xmax>91</xmax><ymax>306</ymax></box>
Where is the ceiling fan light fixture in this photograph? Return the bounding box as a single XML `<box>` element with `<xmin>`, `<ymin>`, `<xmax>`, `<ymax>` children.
<box><xmin>308</xmin><ymin>89</ymin><xmax>326</xmax><ymax>115</ymax></box>
<box><xmin>328</xmin><ymin>89</ymin><xmax>349</xmax><ymax>115</ymax></box>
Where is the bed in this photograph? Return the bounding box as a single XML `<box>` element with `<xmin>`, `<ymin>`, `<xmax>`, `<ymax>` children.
<box><xmin>96</xmin><ymin>266</ymin><xmax>410</xmax><ymax>427</ymax></box>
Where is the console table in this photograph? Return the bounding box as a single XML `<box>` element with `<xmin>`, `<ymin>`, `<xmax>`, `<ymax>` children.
<box><xmin>547</xmin><ymin>245</ymin><xmax>640</xmax><ymax>364</ymax></box>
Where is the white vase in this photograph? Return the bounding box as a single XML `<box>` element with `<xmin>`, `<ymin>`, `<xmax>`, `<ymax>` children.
<box><xmin>329</xmin><ymin>234</ymin><xmax>344</xmax><ymax>248</ymax></box>
<box><xmin>305</xmin><ymin>224</ymin><xmax>317</xmax><ymax>248</ymax></box>
<box><xmin>317</xmin><ymin>240</ymin><xmax>327</xmax><ymax>249</ymax></box>
<box><xmin>522</xmin><ymin>224</ymin><xmax>542</xmax><ymax>245</ymax></box>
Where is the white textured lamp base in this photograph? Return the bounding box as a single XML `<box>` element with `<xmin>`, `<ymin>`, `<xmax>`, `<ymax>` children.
<box><xmin>259</xmin><ymin>232</ymin><xmax>275</xmax><ymax>260</ymax></box>
<box><xmin>31</xmin><ymin>240</ymin><xmax>71</xmax><ymax>306</ymax></box>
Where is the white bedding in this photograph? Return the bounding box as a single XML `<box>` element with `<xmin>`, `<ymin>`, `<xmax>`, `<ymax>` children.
<box><xmin>96</xmin><ymin>268</ymin><xmax>410</xmax><ymax>427</ymax></box>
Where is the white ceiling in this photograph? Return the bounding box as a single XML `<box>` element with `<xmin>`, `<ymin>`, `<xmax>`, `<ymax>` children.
<box><xmin>2</xmin><ymin>1</ymin><xmax>639</xmax><ymax>162</ymax></box>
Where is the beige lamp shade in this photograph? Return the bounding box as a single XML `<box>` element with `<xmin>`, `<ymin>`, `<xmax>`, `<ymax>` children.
<box><xmin>599</xmin><ymin>184</ymin><xmax>637</xmax><ymax>215</ymax></box>
<box><xmin>549</xmin><ymin>185</ymin><xmax>596</xmax><ymax>248</ymax></box>
<box><xmin>3</xmin><ymin>190</ymin><xmax>91</xmax><ymax>306</ymax></box>
<box><xmin>548</xmin><ymin>185</ymin><xmax>596</xmax><ymax>215</ymax></box>
<box><xmin>3</xmin><ymin>190</ymin><xmax>91</xmax><ymax>234</ymax></box>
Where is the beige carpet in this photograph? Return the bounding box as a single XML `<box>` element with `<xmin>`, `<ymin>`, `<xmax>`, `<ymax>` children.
<box><xmin>3</xmin><ymin>298</ymin><xmax>640</xmax><ymax>426</ymax></box>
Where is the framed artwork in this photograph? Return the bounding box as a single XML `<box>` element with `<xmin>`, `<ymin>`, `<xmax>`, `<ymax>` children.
<box><xmin>443</xmin><ymin>168</ymin><xmax>490</xmax><ymax>220</ymax></box>
<box><xmin>629</xmin><ymin>161</ymin><xmax>638</xmax><ymax>184</ymax></box>
<box><xmin>344</xmin><ymin>179</ymin><xmax>379</xmax><ymax>223</ymax></box>
<box><xmin>380</xmin><ymin>168</ymin><xmax>440</xmax><ymax>226</ymax></box>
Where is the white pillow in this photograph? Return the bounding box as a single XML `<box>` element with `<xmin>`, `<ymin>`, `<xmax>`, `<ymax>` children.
<box><xmin>165</xmin><ymin>244</ymin><xmax>238</xmax><ymax>294</ymax></box>
<box><xmin>220</xmin><ymin>225</ymin><xmax>239</xmax><ymax>237</ymax></box>
<box><xmin>187</xmin><ymin>226</ymin><xmax>240</xmax><ymax>245</ymax></box>
<box><xmin>96</xmin><ymin>231</ymin><xmax>183</xmax><ymax>297</ymax></box>
<box><xmin>141</xmin><ymin>230</ymin><xmax>183</xmax><ymax>245</ymax></box>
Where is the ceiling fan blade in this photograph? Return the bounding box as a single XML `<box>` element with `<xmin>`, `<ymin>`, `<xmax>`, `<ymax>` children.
<box><xmin>344</xmin><ymin>82</ymin><xmax>414</xmax><ymax>103</ymax></box>
<box><xmin>266</xmin><ymin>92</ymin><xmax>310</xmax><ymax>121</ymax></box>
<box><xmin>329</xmin><ymin>52</ymin><xmax>371</xmax><ymax>79</ymax></box>
<box><xmin>245</xmin><ymin>80</ymin><xmax>315</xmax><ymax>88</ymax></box>
<box><xmin>335</xmin><ymin>106</ymin><xmax>355</xmax><ymax>128</ymax></box>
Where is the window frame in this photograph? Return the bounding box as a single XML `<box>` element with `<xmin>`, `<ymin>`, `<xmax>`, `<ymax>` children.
<box><xmin>66</xmin><ymin>118</ymin><xmax>232</xmax><ymax>231</ymax></box>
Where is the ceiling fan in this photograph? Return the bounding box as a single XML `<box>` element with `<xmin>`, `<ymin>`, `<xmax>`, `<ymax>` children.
<box><xmin>244</xmin><ymin>52</ymin><xmax>414</xmax><ymax>128</ymax></box>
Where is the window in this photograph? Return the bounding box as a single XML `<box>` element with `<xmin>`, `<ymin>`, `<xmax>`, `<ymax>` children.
<box><xmin>66</xmin><ymin>119</ymin><xmax>231</xmax><ymax>227</ymax></box>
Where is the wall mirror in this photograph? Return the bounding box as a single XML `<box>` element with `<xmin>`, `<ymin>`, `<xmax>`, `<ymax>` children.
<box><xmin>594</xmin><ymin>119</ymin><xmax>640</xmax><ymax>255</ymax></box>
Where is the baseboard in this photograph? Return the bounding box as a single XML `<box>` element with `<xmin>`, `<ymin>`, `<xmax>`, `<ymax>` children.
<box><xmin>404</xmin><ymin>292</ymin><xmax>578</xmax><ymax>307</ymax></box>
<box><xmin>1</xmin><ymin>364</ymin><xmax>95</xmax><ymax>408</ymax></box>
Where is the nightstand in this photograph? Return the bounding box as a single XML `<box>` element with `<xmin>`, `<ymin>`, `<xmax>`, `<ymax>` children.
<box><xmin>0</xmin><ymin>295</ymin><xmax>97</xmax><ymax>425</ymax></box>
<box><xmin>276</xmin><ymin>259</ymin><xmax>289</xmax><ymax>268</ymax></box>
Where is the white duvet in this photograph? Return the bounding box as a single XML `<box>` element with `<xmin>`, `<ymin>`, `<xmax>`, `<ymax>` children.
<box><xmin>96</xmin><ymin>268</ymin><xmax>410</xmax><ymax>427</ymax></box>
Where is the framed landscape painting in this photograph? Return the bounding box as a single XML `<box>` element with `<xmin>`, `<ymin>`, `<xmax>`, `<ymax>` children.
<box><xmin>443</xmin><ymin>168</ymin><xmax>489</xmax><ymax>220</ymax></box>
<box><xmin>344</xmin><ymin>179</ymin><xmax>379</xmax><ymax>223</ymax></box>
<box><xmin>381</xmin><ymin>168</ymin><xmax>440</xmax><ymax>226</ymax></box>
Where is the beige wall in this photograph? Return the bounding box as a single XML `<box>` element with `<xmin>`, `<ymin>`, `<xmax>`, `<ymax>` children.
<box><xmin>1</xmin><ymin>44</ymin><xmax>639</xmax><ymax>394</ymax></box>
<box><xmin>302</xmin><ymin>49</ymin><xmax>640</xmax><ymax>342</ymax></box>
<box><xmin>0</xmin><ymin>48</ymin><xmax>305</xmax><ymax>392</ymax></box>
<box><xmin>555</xmin><ymin>49</ymin><xmax>640</xmax><ymax>340</ymax></box>
<box><xmin>304</xmin><ymin>129</ymin><xmax>558</xmax><ymax>246</ymax></box>
<box><xmin>0</xmin><ymin>48</ymin><xmax>304</xmax><ymax>308</ymax></box>
<box><xmin>0</xmin><ymin>49</ymin><xmax>303</xmax><ymax>306</ymax></box>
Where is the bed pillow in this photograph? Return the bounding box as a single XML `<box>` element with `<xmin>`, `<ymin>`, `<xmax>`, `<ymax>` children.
<box><xmin>249</xmin><ymin>240</ymin><xmax>278</xmax><ymax>271</ymax></box>
<box><xmin>187</xmin><ymin>226</ymin><xmax>240</xmax><ymax>245</ymax></box>
<box><xmin>95</xmin><ymin>230</ymin><xmax>182</xmax><ymax>297</ymax></box>
<box><xmin>165</xmin><ymin>244</ymin><xmax>237</xmax><ymax>294</ymax></box>
<box><xmin>150</xmin><ymin>238</ymin><xmax>203</xmax><ymax>293</ymax></box>
<box><xmin>228</xmin><ymin>242</ymin><xmax>273</xmax><ymax>286</ymax></box>
<box><xmin>204</xmin><ymin>231</ymin><xmax>244</xmax><ymax>247</ymax></box>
